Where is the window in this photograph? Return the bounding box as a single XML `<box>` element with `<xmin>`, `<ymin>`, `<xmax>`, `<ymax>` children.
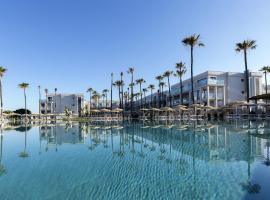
<box><xmin>241</xmin><ymin>91</ymin><xmax>244</xmax><ymax>94</ymax></box>
<box><xmin>209</xmin><ymin>77</ymin><xmax>216</xmax><ymax>80</ymax></box>
<box><xmin>241</xmin><ymin>79</ymin><xmax>244</xmax><ymax>82</ymax></box>
<box><xmin>197</xmin><ymin>78</ymin><xmax>207</xmax><ymax>86</ymax></box>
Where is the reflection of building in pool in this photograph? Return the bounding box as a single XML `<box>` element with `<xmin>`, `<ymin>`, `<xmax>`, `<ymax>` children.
<box><xmin>40</xmin><ymin>125</ymin><xmax>85</xmax><ymax>146</ymax></box>
<box><xmin>125</xmin><ymin>124</ymin><xmax>264</xmax><ymax>162</ymax></box>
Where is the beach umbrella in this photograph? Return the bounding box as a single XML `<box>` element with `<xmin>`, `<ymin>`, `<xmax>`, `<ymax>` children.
<box><xmin>140</xmin><ymin>108</ymin><xmax>149</xmax><ymax>111</ymax></box>
<box><xmin>91</xmin><ymin>109</ymin><xmax>100</xmax><ymax>113</ymax></box>
<box><xmin>204</xmin><ymin>105</ymin><xmax>215</xmax><ymax>110</ymax></box>
<box><xmin>162</xmin><ymin>107</ymin><xmax>175</xmax><ymax>112</ymax></box>
<box><xmin>151</xmin><ymin>108</ymin><xmax>162</xmax><ymax>112</ymax></box>
<box><xmin>112</xmin><ymin>108</ymin><xmax>123</xmax><ymax>112</ymax></box>
<box><xmin>100</xmin><ymin>108</ymin><xmax>111</xmax><ymax>113</ymax></box>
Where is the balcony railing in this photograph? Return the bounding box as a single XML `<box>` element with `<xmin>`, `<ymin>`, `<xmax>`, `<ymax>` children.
<box><xmin>208</xmin><ymin>79</ymin><xmax>224</xmax><ymax>85</ymax></box>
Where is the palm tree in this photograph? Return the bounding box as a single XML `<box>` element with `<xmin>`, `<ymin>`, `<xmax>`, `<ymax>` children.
<box><xmin>235</xmin><ymin>40</ymin><xmax>257</xmax><ymax>102</ymax></box>
<box><xmin>114</xmin><ymin>80</ymin><xmax>123</xmax><ymax>107</ymax></box>
<box><xmin>102</xmin><ymin>89</ymin><xmax>109</xmax><ymax>108</ymax></box>
<box><xmin>0</xmin><ymin>67</ymin><xmax>7</xmax><ymax>120</ymax></box>
<box><xmin>142</xmin><ymin>88</ymin><xmax>148</xmax><ymax>107</ymax></box>
<box><xmin>148</xmin><ymin>84</ymin><xmax>155</xmax><ymax>107</ymax></box>
<box><xmin>159</xmin><ymin>82</ymin><xmax>166</xmax><ymax>107</ymax></box>
<box><xmin>155</xmin><ymin>75</ymin><xmax>163</xmax><ymax>108</ymax></box>
<box><xmin>260</xmin><ymin>66</ymin><xmax>270</xmax><ymax>94</ymax></box>
<box><xmin>163</xmin><ymin>71</ymin><xmax>173</xmax><ymax>107</ymax></box>
<box><xmin>110</xmin><ymin>73</ymin><xmax>113</xmax><ymax>111</ymax></box>
<box><xmin>136</xmin><ymin>78</ymin><xmax>146</xmax><ymax>109</ymax></box>
<box><xmin>182</xmin><ymin>34</ymin><xmax>204</xmax><ymax>104</ymax></box>
<box><xmin>120</xmin><ymin>72</ymin><xmax>124</xmax><ymax>110</ymax></box>
<box><xmin>18</xmin><ymin>83</ymin><xmax>29</xmax><ymax>119</ymax></box>
<box><xmin>175</xmin><ymin>62</ymin><xmax>187</xmax><ymax>105</ymax></box>
<box><xmin>87</xmin><ymin>87</ymin><xmax>93</xmax><ymax>113</ymax></box>
<box><xmin>92</xmin><ymin>92</ymin><xmax>101</xmax><ymax>109</ymax></box>
<box><xmin>127</xmin><ymin>67</ymin><xmax>135</xmax><ymax>115</ymax></box>
<box><xmin>101</xmin><ymin>93</ymin><xmax>106</xmax><ymax>107</ymax></box>
<box><xmin>38</xmin><ymin>85</ymin><xmax>41</xmax><ymax>119</ymax></box>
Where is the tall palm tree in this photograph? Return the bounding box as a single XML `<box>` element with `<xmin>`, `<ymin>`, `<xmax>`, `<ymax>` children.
<box><xmin>148</xmin><ymin>84</ymin><xmax>155</xmax><ymax>107</ymax></box>
<box><xmin>142</xmin><ymin>88</ymin><xmax>148</xmax><ymax>107</ymax></box>
<box><xmin>163</xmin><ymin>71</ymin><xmax>174</xmax><ymax>107</ymax></box>
<box><xmin>18</xmin><ymin>83</ymin><xmax>29</xmax><ymax>119</ymax></box>
<box><xmin>136</xmin><ymin>78</ymin><xmax>145</xmax><ymax>109</ymax></box>
<box><xmin>182</xmin><ymin>34</ymin><xmax>204</xmax><ymax>104</ymax></box>
<box><xmin>102</xmin><ymin>89</ymin><xmax>109</xmax><ymax>108</ymax></box>
<box><xmin>0</xmin><ymin>67</ymin><xmax>7</xmax><ymax>120</ymax></box>
<box><xmin>127</xmin><ymin>67</ymin><xmax>135</xmax><ymax>115</ymax></box>
<box><xmin>123</xmin><ymin>91</ymin><xmax>128</xmax><ymax>109</ymax></box>
<box><xmin>260</xmin><ymin>66</ymin><xmax>270</xmax><ymax>94</ymax></box>
<box><xmin>38</xmin><ymin>85</ymin><xmax>41</xmax><ymax>119</ymax></box>
<box><xmin>87</xmin><ymin>87</ymin><xmax>93</xmax><ymax>113</ymax></box>
<box><xmin>235</xmin><ymin>40</ymin><xmax>257</xmax><ymax>102</ymax></box>
<box><xmin>155</xmin><ymin>75</ymin><xmax>163</xmax><ymax>108</ymax></box>
<box><xmin>159</xmin><ymin>82</ymin><xmax>166</xmax><ymax>107</ymax></box>
<box><xmin>101</xmin><ymin>93</ymin><xmax>106</xmax><ymax>107</ymax></box>
<box><xmin>92</xmin><ymin>92</ymin><xmax>101</xmax><ymax>109</ymax></box>
<box><xmin>110</xmin><ymin>73</ymin><xmax>113</xmax><ymax>111</ymax></box>
<box><xmin>120</xmin><ymin>72</ymin><xmax>124</xmax><ymax>110</ymax></box>
<box><xmin>44</xmin><ymin>88</ymin><xmax>48</xmax><ymax>116</ymax></box>
<box><xmin>175</xmin><ymin>62</ymin><xmax>187</xmax><ymax>105</ymax></box>
<box><xmin>114</xmin><ymin>80</ymin><xmax>123</xmax><ymax>108</ymax></box>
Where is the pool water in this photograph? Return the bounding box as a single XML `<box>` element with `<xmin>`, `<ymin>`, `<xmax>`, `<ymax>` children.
<box><xmin>0</xmin><ymin>120</ymin><xmax>270</xmax><ymax>200</ymax></box>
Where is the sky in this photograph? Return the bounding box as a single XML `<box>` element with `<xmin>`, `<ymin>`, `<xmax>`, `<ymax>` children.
<box><xmin>0</xmin><ymin>0</ymin><xmax>270</xmax><ymax>112</ymax></box>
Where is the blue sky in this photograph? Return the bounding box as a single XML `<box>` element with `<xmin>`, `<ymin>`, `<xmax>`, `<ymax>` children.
<box><xmin>0</xmin><ymin>0</ymin><xmax>270</xmax><ymax>112</ymax></box>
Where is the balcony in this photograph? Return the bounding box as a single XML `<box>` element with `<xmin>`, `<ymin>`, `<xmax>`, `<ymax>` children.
<box><xmin>208</xmin><ymin>79</ymin><xmax>224</xmax><ymax>85</ymax></box>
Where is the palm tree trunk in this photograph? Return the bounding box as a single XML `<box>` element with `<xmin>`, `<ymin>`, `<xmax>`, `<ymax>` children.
<box><xmin>161</xmin><ymin>86</ymin><xmax>164</xmax><ymax>108</ymax></box>
<box><xmin>190</xmin><ymin>46</ymin><xmax>195</xmax><ymax>104</ymax></box>
<box><xmin>140</xmin><ymin>84</ymin><xmax>142</xmax><ymax>109</ymax></box>
<box><xmin>265</xmin><ymin>72</ymin><xmax>268</xmax><ymax>94</ymax></box>
<box><xmin>24</xmin><ymin>89</ymin><xmax>27</xmax><ymax>119</ymax></box>
<box><xmin>111</xmin><ymin>73</ymin><xmax>113</xmax><ymax>112</ymax></box>
<box><xmin>180</xmin><ymin>77</ymin><xmax>183</xmax><ymax>105</ymax></box>
<box><xmin>244</xmin><ymin>50</ymin><xmax>250</xmax><ymax>102</ymax></box>
<box><xmin>89</xmin><ymin>92</ymin><xmax>91</xmax><ymax>116</ymax></box>
<box><xmin>130</xmin><ymin>74</ymin><xmax>133</xmax><ymax>116</ymax></box>
<box><xmin>106</xmin><ymin>93</ymin><xmax>108</xmax><ymax>108</ymax></box>
<box><xmin>168</xmin><ymin>77</ymin><xmax>172</xmax><ymax>107</ymax></box>
<box><xmin>39</xmin><ymin>88</ymin><xmax>41</xmax><ymax>119</ymax></box>
<box><xmin>150</xmin><ymin>90</ymin><xmax>153</xmax><ymax>108</ymax></box>
<box><xmin>118</xmin><ymin>87</ymin><xmax>121</xmax><ymax>107</ymax></box>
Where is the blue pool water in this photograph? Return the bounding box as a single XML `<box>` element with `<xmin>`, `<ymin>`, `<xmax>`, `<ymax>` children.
<box><xmin>0</xmin><ymin>120</ymin><xmax>269</xmax><ymax>200</ymax></box>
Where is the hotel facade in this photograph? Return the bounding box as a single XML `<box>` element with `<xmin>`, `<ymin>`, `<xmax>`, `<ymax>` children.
<box><xmin>41</xmin><ymin>93</ymin><xmax>84</xmax><ymax>115</ymax></box>
<box><xmin>138</xmin><ymin>71</ymin><xmax>263</xmax><ymax>108</ymax></box>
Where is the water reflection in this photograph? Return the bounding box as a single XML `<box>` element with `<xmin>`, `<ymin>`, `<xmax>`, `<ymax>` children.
<box><xmin>19</xmin><ymin>125</ymin><xmax>30</xmax><ymax>158</ymax></box>
<box><xmin>0</xmin><ymin>131</ymin><xmax>6</xmax><ymax>176</ymax></box>
<box><xmin>0</xmin><ymin>120</ymin><xmax>270</xmax><ymax>199</ymax></box>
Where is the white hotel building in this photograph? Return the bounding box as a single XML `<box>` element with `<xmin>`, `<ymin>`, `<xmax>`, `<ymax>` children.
<box><xmin>141</xmin><ymin>71</ymin><xmax>263</xmax><ymax>108</ymax></box>
<box><xmin>41</xmin><ymin>93</ymin><xmax>84</xmax><ymax>115</ymax></box>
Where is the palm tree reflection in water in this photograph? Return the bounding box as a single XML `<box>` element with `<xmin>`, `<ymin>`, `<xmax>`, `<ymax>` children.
<box><xmin>19</xmin><ymin>124</ymin><xmax>29</xmax><ymax>158</ymax></box>
<box><xmin>0</xmin><ymin>131</ymin><xmax>6</xmax><ymax>176</ymax></box>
